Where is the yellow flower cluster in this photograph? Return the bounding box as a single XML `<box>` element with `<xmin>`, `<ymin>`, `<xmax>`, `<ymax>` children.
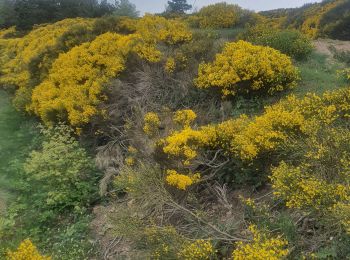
<box><xmin>173</xmin><ymin>109</ymin><xmax>197</xmax><ymax>128</ymax></box>
<box><xmin>7</xmin><ymin>239</ymin><xmax>51</xmax><ymax>260</ymax></box>
<box><xmin>232</xmin><ymin>225</ymin><xmax>289</xmax><ymax>260</ymax></box>
<box><xmin>178</xmin><ymin>239</ymin><xmax>215</xmax><ymax>260</ymax></box>
<box><xmin>0</xmin><ymin>18</ymin><xmax>94</xmax><ymax>108</ymax></box>
<box><xmin>162</xmin><ymin>127</ymin><xmax>214</xmax><ymax>165</ymax></box>
<box><xmin>143</xmin><ymin>225</ymin><xmax>183</xmax><ymax>259</ymax></box>
<box><xmin>165</xmin><ymin>170</ymin><xmax>201</xmax><ymax>190</ymax></box>
<box><xmin>136</xmin><ymin>15</ymin><xmax>192</xmax><ymax>46</ymax></box>
<box><xmin>271</xmin><ymin>162</ymin><xmax>348</xmax><ymax>209</ymax></box>
<box><xmin>195</xmin><ymin>40</ymin><xmax>299</xmax><ymax>97</ymax></box>
<box><xmin>125</xmin><ymin>146</ymin><xmax>138</xmax><ymax>166</ymax></box>
<box><xmin>143</xmin><ymin>112</ymin><xmax>161</xmax><ymax>136</ymax></box>
<box><xmin>165</xmin><ymin>57</ymin><xmax>176</xmax><ymax>74</ymax></box>
<box><xmin>133</xmin><ymin>15</ymin><xmax>192</xmax><ymax>63</ymax></box>
<box><xmin>30</xmin><ymin>32</ymin><xmax>135</xmax><ymax>126</ymax></box>
<box><xmin>162</xmin><ymin>106</ymin><xmax>305</xmax><ymax>164</ymax></box>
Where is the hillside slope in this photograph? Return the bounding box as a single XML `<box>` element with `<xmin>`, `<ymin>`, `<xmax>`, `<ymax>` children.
<box><xmin>261</xmin><ymin>0</ymin><xmax>350</xmax><ymax>40</ymax></box>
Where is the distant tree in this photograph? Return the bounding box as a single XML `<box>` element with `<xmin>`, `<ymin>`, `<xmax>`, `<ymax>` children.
<box><xmin>0</xmin><ymin>0</ymin><xmax>116</xmax><ymax>30</ymax></box>
<box><xmin>114</xmin><ymin>0</ymin><xmax>139</xmax><ymax>17</ymax></box>
<box><xmin>0</xmin><ymin>0</ymin><xmax>17</xmax><ymax>28</ymax></box>
<box><xmin>166</xmin><ymin>0</ymin><xmax>192</xmax><ymax>14</ymax></box>
<box><xmin>13</xmin><ymin>0</ymin><xmax>59</xmax><ymax>30</ymax></box>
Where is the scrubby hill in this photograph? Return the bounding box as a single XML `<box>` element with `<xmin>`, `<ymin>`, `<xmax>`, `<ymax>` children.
<box><xmin>261</xmin><ymin>0</ymin><xmax>350</xmax><ymax>40</ymax></box>
<box><xmin>0</xmin><ymin>1</ymin><xmax>349</xmax><ymax>259</ymax></box>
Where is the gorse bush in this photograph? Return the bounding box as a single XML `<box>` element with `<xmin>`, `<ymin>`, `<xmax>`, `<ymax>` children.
<box><xmin>0</xmin><ymin>18</ymin><xmax>95</xmax><ymax>109</ymax></box>
<box><xmin>189</xmin><ymin>2</ymin><xmax>259</xmax><ymax>29</ymax></box>
<box><xmin>30</xmin><ymin>33</ymin><xmax>135</xmax><ymax>126</ymax></box>
<box><xmin>269</xmin><ymin>124</ymin><xmax>350</xmax><ymax>232</ymax></box>
<box><xmin>161</xmin><ymin>104</ymin><xmax>306</xmax><ymax>166</ymax></box>
<box><xmin>196</xmin><ymin>2</ymin><xmax>241</xmax><ymax>29</ymax></box>
<box><xmin>165</xmin><ymin>169</ymin><xmax>201</xmax><ymax>190</ymax></box>
<box><xmin>178</xmin><ymin>239</ymin><xmax>215</xmax><ymax>259</ymax></box>
<box><xmin>232</xmin><ymin>225</ymin><xmax>289</xmax><ymax>260</ymax></box>
<box><xmin>160</xmin><ymin>86</ymin><xmax>350</xmax><ymax>181</ymax></box>
<box><xmin>133</xmin><ymin>14</ymin><xmax>192</xmax><ymax>62</ymax></box>
<box><xmin>6</xmin><ymin>239</ymin><xmax>51</xmax><ymax>260</ymax></box>
<box><xmin>242</xmin><ymin>26</ymin><xmax>314</xmax><ymax>60</ymax></box>
<box><xmin>195</xmin><ymin>40</ymin><xmax>299</xmax><ymax>97</ymax></box>
<box><xmin>143</xmin><ymin>112</ymin><xmax>161</xmax><ymax>136</ymax></box>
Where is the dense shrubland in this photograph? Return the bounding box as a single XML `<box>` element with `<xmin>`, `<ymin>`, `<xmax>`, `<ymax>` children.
<box><xmin>0</xmin><ymin>0</ymin><xmax>349</xmax><ymax>258</ymax></box>
<box><xmin>261</xmin><ymin>0</ymin><xmax>350</xmax><ymax>40</ymax></box>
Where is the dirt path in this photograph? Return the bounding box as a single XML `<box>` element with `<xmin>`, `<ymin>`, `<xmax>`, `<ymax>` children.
<box><xmin>314</xmin><ymin>38</ymin><xmax>350</xmax><ymax>57</ymax></box>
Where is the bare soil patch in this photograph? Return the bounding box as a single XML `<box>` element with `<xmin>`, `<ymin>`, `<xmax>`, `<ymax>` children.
<box><xmin>314</xmin><ymin>38</ymin><xmax>350</xmax><ymax>57</ymax></box>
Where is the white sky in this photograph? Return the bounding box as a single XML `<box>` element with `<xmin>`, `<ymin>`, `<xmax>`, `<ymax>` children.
<box><xmin>130</xmin><ymin>0</ymin><xmax>322</xmax><ymax>14</ymax></box>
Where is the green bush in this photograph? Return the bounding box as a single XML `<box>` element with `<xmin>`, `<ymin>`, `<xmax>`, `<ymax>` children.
<box><xmin>23</xmin><ymin>124</ymin><xmax>100</xmax><ymax>218</ymax></box>
<box><xmin>242</xmin><ymin>26</ymin><xmax>314</xmax><ymax>60</ymax></box>
<box><xmin>329</xmin><ymin>46</ymin><xmax>350</xmax><ymax>66</ymax></box>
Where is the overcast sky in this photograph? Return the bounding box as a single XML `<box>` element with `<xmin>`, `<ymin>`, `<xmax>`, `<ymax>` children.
<box><xmin>130</xmin><ymin>0</ymin><xmax>322</xmax><ymax>14</ymax></box>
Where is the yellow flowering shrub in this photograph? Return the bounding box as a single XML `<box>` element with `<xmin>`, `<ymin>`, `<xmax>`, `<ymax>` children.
<box><xmin>136</xmin><ymin>15</ymin><xmax>192</xmax><ymax>45</ymax></box>
<box><xmin>125</xmin><ymin>146</ymin><xmax>138</xmax><ymax>166</ymax></box>
<box><xmin>133</xmin><ymin>15</ymin><xmax>192</xmax><ymax>62</ymax></box>
<box><xmin>143</xmin><ymin>112</ymin><xmax>161</xmax><ymax>136</ymax></box>
<box><xmin>196</xmin><ymin>3</ymin><xmax>240</xmax><ymax>29</ymax></box>
<box><xmin>125</xmin><ymin>157</ymin><xmax>135</xmax><ymax>166</ymax></box>
<box><xmin>162</xmin><ymin>87</ymin><xmax>350</xmax><ymax>167</ymax></box>
<box><xmin>271</xmin><ymin>162</ymin><xmax>348</xmax><ymax>210</ymax></box>
<box><xmin>0</xmin><ymin>27</ymin><xmax>16</xmax><ymax>39</ymax></box>
<box><xmin>0</xmin><ymin>37</ymin><xmax>18</xmax><ymax>81</ymax></box>
<box><xmin>178</xmin><ymin>239</ymin><xmax>215</xmax><ymax>260</ymax></box>
<box><xmin>195</xmin><ymin>40</ymin><xmax>299</xmax><ymax>97</ymax></box>
<box><xmin>0</xmin><ymin>18</ymin><xmax>95</xmax><ymax>109</ymax></box>
<box><xmin>274</xmin><ymin>88</ymin><xmax>350</xmax><ymax>128</ymax></box>
<box><xmin>165</xmin><ymin>169</ymin><xmax>200</xmax><ymax>190</ymax></box>
<box><xmin>162</xmin><ymin>106</ymin><xmax>306</xmax><ymax>164</ymax></box>
<box><xmin>7</xmin><ymin>239</ymin><xmax>51</xmax><ymax>260</ymax></box>
<box><xmin>232</xmin><ymin>225</ymin><xmax>289</xmax><ymax>260</ymax></box>
<box><xmin>269</xmin><ymin>113</ymin><xmax>350</xmax><ymax>212</ymax></box>
<box><xmin>162</xmin><ymin>126</ymin><xmax>215</xmax><ymax>165</ymax></box>
<box><xmin>144</xmin><ymin>225</ymin><xmax>185</xmax><ymax>259</ymax></box>
<box><xmin>165</xmin><ymin>57</ymin><xmax>176</xmax><ymax>73</ymax></box>
<box><xmin>30</xmin><ymin>33</ymin><xmax>135</xmax><ymax>126</ymax></box>
<box><xmin>173</xmin><ymin>109</ymin><xmax>197</xmax><ymax>128</ymax></box>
